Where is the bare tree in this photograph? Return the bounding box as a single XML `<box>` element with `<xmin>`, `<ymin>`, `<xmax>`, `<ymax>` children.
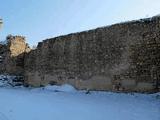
<box><xmin>0</xmin><ymin>18</ymin><xmax>2</xmax><ymax>29</ymax></box>
<box><xmin>32</xmin><ymin>45</ymin><xmax>37</xmax><ymax>50</ymax></box>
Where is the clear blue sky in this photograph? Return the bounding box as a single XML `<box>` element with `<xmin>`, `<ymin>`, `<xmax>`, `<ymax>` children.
<box><xmin>0</xmin><ymin>0</ymin><xmax>160</xmax><ymax>46</ymax></box>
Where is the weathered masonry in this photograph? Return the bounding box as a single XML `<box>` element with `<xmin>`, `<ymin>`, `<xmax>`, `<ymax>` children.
<box><xmin>23</xmin><ymin>16</ymin><xmax>160</xmax><ymax>92</ymax></box>
<box><xmin>0</xmin><ymin>16</ymin><xmax>160</xmax><ymax>92</ymax></box>
<box><xmin>0</xmin><ymin>35</ymin><xmax>31</xmax><ymax>75</ymax></box>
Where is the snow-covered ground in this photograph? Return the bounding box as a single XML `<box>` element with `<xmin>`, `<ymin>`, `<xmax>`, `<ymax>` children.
<box><xmin>0</xmin><ymin>84</ymin><xmax>159</xmax><ymax>120</ymax></box>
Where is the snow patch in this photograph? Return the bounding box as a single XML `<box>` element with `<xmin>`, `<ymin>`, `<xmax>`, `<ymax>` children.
<box><xmin>0</xmin><ymin>75</ymin><xmax>23</xmax><ymax>87</ymax></box>
<box><xmin>0</xmin><ymin>87</ymin><xmax>159</xmax><ymax>120</ymax></box>
<box><xmin>44</xmin><ymin>84</ymin><xmax>77</xmax><ymax>93</ymax></box>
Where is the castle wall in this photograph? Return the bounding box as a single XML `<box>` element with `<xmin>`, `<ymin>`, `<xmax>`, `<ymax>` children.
<box><xmin>20</xmin><ymin>17</ymin><xmax>160</xmax><ymax>92</ymax></box>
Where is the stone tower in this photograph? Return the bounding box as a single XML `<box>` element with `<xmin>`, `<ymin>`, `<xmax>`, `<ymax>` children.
<box><xmin>0</xmin><ymin>35</ymin><xmax>31</xmax><ymax>75</ymax></box>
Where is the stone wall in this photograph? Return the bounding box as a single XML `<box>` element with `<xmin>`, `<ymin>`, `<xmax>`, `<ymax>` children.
<box><xmin>0</xmin><ymin>35</ymin><xmax>31</xmax><ymax>75</ymax></box>
<box><xmin>24</xmin><ymin>16</ymin><xmax>160</xmax><ymax>92</ymax></box>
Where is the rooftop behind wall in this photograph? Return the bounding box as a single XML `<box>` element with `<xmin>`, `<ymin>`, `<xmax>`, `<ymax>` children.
<box><xmin>24</xmin><ymin>16</ymin><xmax>160</xmax><ymax>92</ymax></box>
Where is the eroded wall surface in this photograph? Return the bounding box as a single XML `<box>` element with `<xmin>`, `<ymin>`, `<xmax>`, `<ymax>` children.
<box><xmin>24</xmin><ymin>16</ymin><xmax>160</xmax><ymax>92</ymax></box>
<box><xmin>0</xmin><ymin>35</ymin><xmax>31</xmax><ymax>75</ymax></box>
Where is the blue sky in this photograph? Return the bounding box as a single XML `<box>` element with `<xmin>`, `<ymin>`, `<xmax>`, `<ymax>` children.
<box><xmin>0</xmin><ymin>0</ymin><xmax>160</xmax><ymax>46</ymax></box>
